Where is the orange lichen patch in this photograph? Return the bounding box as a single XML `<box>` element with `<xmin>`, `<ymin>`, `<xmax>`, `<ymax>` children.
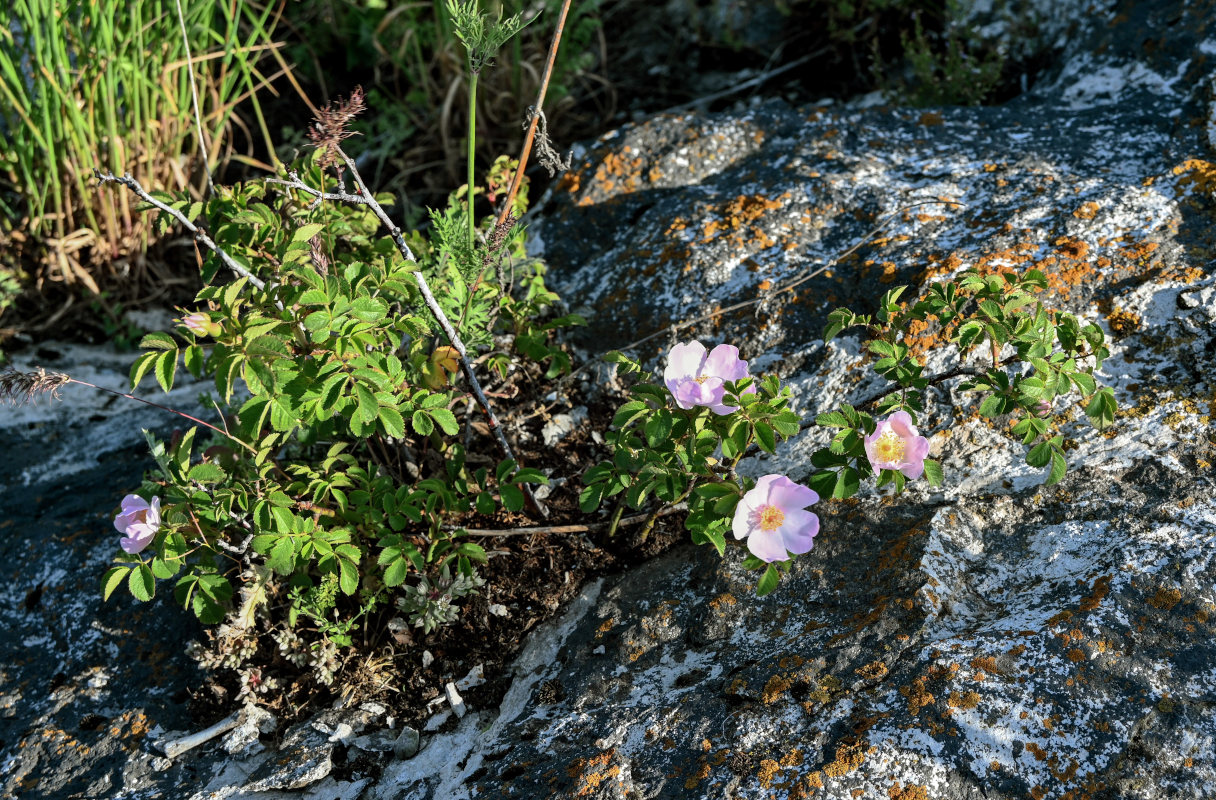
<box><xmin>947</xmin><ymin>691</ymin><xmax>982</xmax><ymax>710</ymax></box>
<box><xmin>757</xmin><ymin>759</ymin><xmax>781</xmax><ymax>788</ymax></box>
<box><xmin>781</xmin><ymin>749</ymin><xmax>804</xmax><ymax>767</ymax></box>
<box><xmin>763</xmin><ymin>674</ymin><xmax>794</xmax><ymax>704</ymax></box>
<box><xmin>878</xmin><ymin>262</ymin><xmax>899</xmax><ymax>283</ymax></box>
<box><xmin>1074</xmin><ymin>202</ymin><xmax>1101</xmax><ymax>220</ymax></box>
<box><xmin>1026</xmin><ymin>742</ymin><xmax>1049</xmax><ymax>762</ymax></box>
<box><xmin>578</xmin><ymin>148</ymin><xmax>645</xmax><ymax>206</ymax></box>
<box><xmin>708</xmin><ymin>593</ymin><xmax>737</xmax><ymax>611</ymax></box>
<box><xmin>595</xmin><ymin>618</ymin><xmax>615</xmax><ymax>639</ymax></box>
<box><xmin>700</xmin><ymin>193</ymin><xmax>784</xmax><ymax>249</ymax></box>
<box><xmin>1149</xmin><ymin>587</ymin><xmax>1183</xmax><ymax>610</ymax></box>
<box><xmin>900</xmin><ymin>676</ymin><xmax>936</xmax><ymax>716</ymax></box>
<box><xmin>1079</xmin><ymin>575</ymin><xmax>1111</xmax><ymax>612</ymax></box>
<box><xmin>806</xmin><ymin>771</ymin><xmax>825</xmax><ymax>789</ymax></box>
<box><xmin>983</xmin><ymin>163</ymin><xmax>1000</xmax><ymax>172</ymax></box>
<box><xmin>1172</xmin><ymin>158</ymin><xmax>1216</xmax><ymax>194</ymax></box>
<box><xmin>684</xmin><ymin>761</ymin><xmax>712</xmax><ymax>789</ymax></box>
<box><xmin>889</xmin><ymin>782</ymin><xmax>930</xmax><ymax>800</ymax></box>
<box><xmin>1067</xmin><ymin>647</ymin><xmax>1087</xmax><ymax>663</ymax></box>
<box><xmin>1031</xmin><ymin>785</ymin><xmax>1047</xmax><ymax>800</ymax></box>
<box><xmin>779</xmin><ymin>655</ymin><xmax>805</xmax><ymax>670</ymax></box>
<box><xmin>1053</xmin><ymin>236</ymin><xmax>1089</xmax><ymax>261</ymax></box>
<box><xmin>823</xmin><ymin>739</ymin><xmax>869</xmax><ymax>778</ymax></box>
<box><xmin>856</xmin><ymin>661</ymin><xmax>889</xmax><ymax>681</ymax></box>
<box><xmin>969</xmin><ymin>656</ymin><xmax>1000</xmax><ymax>676</ymax></box>
<box><xmin>757</xmin><ymin>279</ymin><xmax>773</xmax><ymax>291</ymax></box>
<box><xmin>919</xmin><ymin>111</ymin><xmax>944</xmax><ymax>126</ymax></box>
<box><xmin>567</xmin><ymin>749</ymin><xmax>622</xmax><ymax>797</ymax></box>
<box><xmin>1106</xmin><ymin>308</ymin><xmax>1142</xmax><ymax>337</ymax></box>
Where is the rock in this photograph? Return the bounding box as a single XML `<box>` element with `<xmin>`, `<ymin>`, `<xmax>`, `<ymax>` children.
<box><xmin>392</xmin><ymin>726</ymin><xmax>421</xmax><ymax>760</ymax></box>
<box><xmin>541</xmin><ymin>405</ymin><xmax>589</xmax><ymax>446</ymax></box>
<box><xmin>463</xmin><ymin>1</ymin><xmax>1216</xmax><ymax>798</ymax></box>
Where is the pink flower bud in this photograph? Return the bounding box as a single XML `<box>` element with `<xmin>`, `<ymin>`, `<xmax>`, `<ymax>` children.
<box><xmin>180</xmin><ymin>313</ymin><xmax>221</xmax><ymax>338</ymax></box>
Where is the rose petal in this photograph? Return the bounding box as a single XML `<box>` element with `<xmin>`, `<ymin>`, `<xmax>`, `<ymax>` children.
<box><xmin>886</xmin><ymin>410</ymin><xmax>918</xmax><ymax>438</ymax></box>
<box><xmin>778</xmin><ymin>509</ymin><xmax>819</xmax><ymax>555</ymax></box>
<box><xmin>768</xmin><ymin>478</ymin><xmax>818</xmax><ymax>511</ymax></box>
<box><xmin>746</xmin><ymin>528</ymin><xmax>789</xmax><ymax>563</ymax></box>
<box><xmin>704</xmin><ymin>344</ymin><xmax>749</xmax><ymax>383</ymax></box>
<box><xmin>664</xmin><ymin>341</ymin><xmax>707</xmax><ymax>382</ymax></box>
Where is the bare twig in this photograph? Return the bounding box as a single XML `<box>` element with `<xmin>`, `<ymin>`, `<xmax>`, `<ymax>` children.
<box><xmin>94</xmin><ymin>171</ymin><xmax>268</xmax><ymax>291</ymax></box>
<box><xmin>495</xmin><ymin>0</ymin><xmax>573</xmax><ymax>228</ymax></box>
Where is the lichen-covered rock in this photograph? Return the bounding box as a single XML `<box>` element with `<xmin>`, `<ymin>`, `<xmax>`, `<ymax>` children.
<box><xmin>456</xmin><ymin>1</ymin><xmax>1216</xmax><ymax>798</ymax></box>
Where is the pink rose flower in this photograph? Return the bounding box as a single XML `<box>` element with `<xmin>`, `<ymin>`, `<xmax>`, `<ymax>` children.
<box><xmin>114</xmin><ymin>494</ymin><xmax>161</xmax><ymax>555</ymax></box>
<box><xmin>731</xmin><ymin>475</ymin><xmax>819</xmax><ymax>563</ymax></box>
<box><xmin>180</xmin><ymin>312</ymin><xmax>221</xmax><ymax>338</ymax></box>
<box><xmin>663</xmin><ymin>340</ymin><xmax>752</xmax><ymax>415</ymax></box>
<box><xmin>864</xmin><ymin>411</ymin><xmax>931</xmax><ymax>479</ymax></box>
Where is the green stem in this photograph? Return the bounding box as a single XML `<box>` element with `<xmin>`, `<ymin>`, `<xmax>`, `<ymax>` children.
<box><xmin>466</xmin><ymin>65</ymin><xmax>479</xmax><ymax>250</ymax></box>
<box><xmin>606</xmin><ymin>499</ymin><xmax>626</xmax><ymax>538</ymax></box>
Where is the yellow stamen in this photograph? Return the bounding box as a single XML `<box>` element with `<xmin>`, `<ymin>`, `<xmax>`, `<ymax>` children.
<box><xmin>874</xmin><ymin>430</ymin><xmax>906</xmax><ymax>463</ymax></box>
<box><xmin>758</xmin><ymin>505</ymin><xmax>785</xmax><ymax>532</ymax></box>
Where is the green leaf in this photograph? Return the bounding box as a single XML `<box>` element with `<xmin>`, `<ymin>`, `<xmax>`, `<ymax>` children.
<box><xmin>338</xmin><ymin>557</ymin><xmax>359</xmax><ymax>595</ymax></box>
<box><xmin>188</xmin><ymin>462</ymin><xmax>225</xmax><ymax>483</ymax></box>
<box><xmin>978</xmin><ymin>394</ymin><xmax>1004</xmax><ymax>418</ymax></box>
<box><xmin>922</xmin><ymin>458</ymin><xmax>943</xmax><ymax>487</ymax></box>
<box><xmin>356</xmin><ymin>384</ymin><xmax>378</xmax><ymax>425</ymax></box>
<box><xmin>816</xmin><ymin>411</ymin><xmax>850</xmax><ymax>428</ymax></box>
<box><xmin>644</xmin><ymin>410</ymin><xmax>673</xmax><ymax>449</ymax></box>
<box><xmin>140</xmin><ymin>331</ymin><xmax>177</xmax><ymax>351</ymax></box>
<box><xmin>128</xmin><ymin>564</ymin><xmax>155</xmax><ymax>602</ymax></box>
<box><xmin>429</xmin><ymin>407</ymin><xmax>460</xmax><ymax>435</ymax></box>
<box><xmin>1026</xmin><ymin>440</ymin><xmax>1052</xmax><ymax>468</ymax></box>
<box><xmin>1070</xmin><ymin>371</ymin><xmax>1096</xmax><ymax>396</ymax></box>
<box><xmin>130</xmin><ymin>352</ymin><xmax>158</xmax><ymax>391</ymax></box>
<box><xmin>500</xmin><ymin>484</ymin><xmax>525</xmax><ymax>512</ymax></box>
<box><xmin>154</xmin><ymin>350</ymin><xmax>178</xmax><ymax>394</ymax></box>
<box><xmin>411</xmin><ymin>410</ymin><xmax>434</xmax><ymax>436</ymax></box>
<box><xmin>1047</xmin><ymin>450</ymin><xmax>1068</xmax><ymax>485</ymax></box>
<box><xmin>383</xmin><ymin>557</ymin><xmax>410</xmax><ymax>587</ymax></box>
<box><xmin>579</xmin><ymin>483</ymin><xmax>605</xmax><ymax>513</ymax></box>
<box><xmin>268</xmin><ymin>537</ymin><xmax>296</xmax><ymax>575</ymax></box>
<box><xmin>101</xmin><ymin>566</ymin><xmax>129</xmax><ymax>601</ymax></box>
<box><xmin>754</xmin><ymin>422</ymin><xmax>777</xmax><ymax>454</ymax></box>
<box><xmin>756</xmin><ymin>565</ymin><xmax>780</xmax><ymax>597</ymax></box>
<box><xmin>693</xmin><ymin>482</ymin><xmax>738</xmax><ymax>499</ymax></box>
<box><xmin>292</xmin><ymin>223</ymin><xmax>325</xmax><ymax>243</ymax></box>
<box><xmin>379</xmin><ymin>406</ymin><xmax>406</xmax><ymax>438</ymax></box>
<box><xmin>350</xmin><ymin>297</ymin><xmax>387</xmax><ymax>323</ymax></box>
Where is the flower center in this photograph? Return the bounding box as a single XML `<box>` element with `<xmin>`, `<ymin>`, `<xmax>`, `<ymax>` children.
<box><xmin>758</xmin><ymin>505</ymin><xmax>785</xmax><ymax>532</ymax></box>
<box><xmin>695</xmin><ymin>375</ymin><xmax>710</xmax><ymax>384</ymax></box>
<box><xmin>875</xmin><ymin>430</ymin><xmax>905</xmax><ymax>463</ymax></box>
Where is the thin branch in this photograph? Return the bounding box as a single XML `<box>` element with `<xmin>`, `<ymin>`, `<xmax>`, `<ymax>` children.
<box><xmin>455</xmin><ymin>502</ymin><xmax>687</xmax><ymax>537</ymax></box>
<box><xmin>495</xmin><ymin>0</ymin><xmax>573</xmax><ymax>229</ymax></box>
<box><xmin>264</xmin><ymin>171</ymin><xmax>369</xmax><ymax>208</ymax></box>
<box><xmin>94</xmin><ymin>171</ymin><xmax>268</xmax><ymax>291</ymax></box>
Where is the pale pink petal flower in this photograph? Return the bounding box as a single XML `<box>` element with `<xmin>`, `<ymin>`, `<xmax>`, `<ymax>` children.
<box><xmin>115</xmin><ymin>494</ymin><xmax>161</xmax><ymax>555</ymax></box>
<box><xmin>663</xmin><ymin>340</ymin><xmax>754</xmax><ymax>415</ymax></box>
<box><xmin>864</xmin><ymin>411</ymin><xmax>931</xmax><ymax>480</ymax></box>
<box><xmin>731</xmin><ymin>474</ymin><xmax>820</xmax><ymax>563</ymax></box>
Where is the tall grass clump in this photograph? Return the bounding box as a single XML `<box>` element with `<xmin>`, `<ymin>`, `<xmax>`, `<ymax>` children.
<box><xmin>0</xmin><ymin>0</ymin><xmax>284</xmax><ymax>295</ymax></box>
